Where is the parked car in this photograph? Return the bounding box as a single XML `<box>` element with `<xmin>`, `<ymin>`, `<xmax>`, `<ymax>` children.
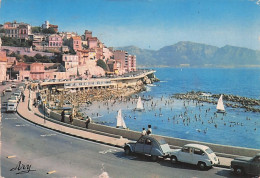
<box><xmin>2</xmin><ymin>81</ymin><xmax>6</xmax><ymax>85</ymax></box>
<box><xmin>11</xmin><ymin>84</ymin><xmax>16</xmax><ymax>88</ymax></box>
<box><xmin>170</xmin><ymin>144</ymin><xmax>219</xmax><ymax>170</ymax></box>
<box><xmin>231</xmin><ymin>153</ymin><xmax>260</xmax><ymax>176</ymax></box>
<box><xmin>13</xmin><ymin>91</ymin><xmax>21</xmax><ymax>100</ymax></box>
<box><xmin>9</xmin><ymin>95</ymin><xmax>19</xmax><ymax>103</ymax></box>
<box><xmin>7</xmin><ymin>99</ymin><xmax>17</xmax><ymax>112</ymax></box>
<box><xmin>124</xmin><ymin>135</ymin><xmax>174</xmax><ymax>161</ymax></box>
<box><xmin>5</xmin><ymin>87</ymin><xmax>12</xmax><ymax>92</ymax></box>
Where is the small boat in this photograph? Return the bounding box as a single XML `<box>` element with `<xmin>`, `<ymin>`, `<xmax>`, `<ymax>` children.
<box><xmin>216</xmin><ymin>95</ymin><xmax>225</xmax><ymax>113</ymax></box>
<box><xmin>134</xmin><ymin>96</ymin><xmax>144</xmax><ymax>111</ymax></box>
<box><xmin>116</xmin><ymin>109</ymin><xmax>127</xmax><ymax>129</ymax></box>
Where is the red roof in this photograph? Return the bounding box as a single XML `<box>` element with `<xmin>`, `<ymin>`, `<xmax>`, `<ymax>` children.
<box><xmin>72</xmin><ymin>36</ymin><xmax>82</xmax><ymax>40</ymax></box>
<box><xmin>0</xmin><ymin>51</ymin><xmax>7</xmax><ymax>62</ymax></box>
<box><xmin>88</xmin><ymin>37</ymin><xmax>97</xmax><ymax>41</ymax></box>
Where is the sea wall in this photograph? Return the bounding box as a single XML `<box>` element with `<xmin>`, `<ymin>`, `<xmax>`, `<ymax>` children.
<box><xmin>88</xmin><ymin>122</ymin><xmax>259</xmax><ymax>158</ymax></box>
<box><xmin>47</xmin><ymin>109</ymin><xmax>259</xmax><ymax>158</ymax></box>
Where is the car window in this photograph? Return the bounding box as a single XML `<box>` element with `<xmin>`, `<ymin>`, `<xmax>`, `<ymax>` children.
<box><xmin>145</xmin><ymin>139</ymin><xmax>152</xmax><ymax>145</ymax></box>
<box><xmin>205</xmin><ymin>148</ymin><xmax>213</xmax><ymax>154</ymax></box>
<box><xmin>137</xmin><ymin>137</ymin><xmax>145</xmax><ymax>144</ymax></box>
<box><xmin>158</xmin><ymin>139</ymin><xmax>167</xmax><ymax>145</ymax></box>
<box><xmin>194</xmin><ymin>148</ymin><xmax>204</xmax><ymax>155</ymax></box>
<box><xmin>182</xmin><ymin>147</ymin><xmax>190</xmax><ymax>153</ymax></box>
<box><xmin>253</xmin><ymin>156</ymin><xmax>260</xmax><ymax>162</ymax></box>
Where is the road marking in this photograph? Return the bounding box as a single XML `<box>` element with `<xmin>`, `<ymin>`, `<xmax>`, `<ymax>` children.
<box><xmin>40</xmin><ymin>133</ymin><xmax>57</xmax><ymax>137</ymax></box>
<box><xmin>47</xmin><ymin>170</ymin><xmax>56</xmax><ymax>174</ymax></box>
<box><xmin>99</xmin><ymin>149</ymin><xmax>117</xmax><ymax>154</ymax></box>
<box><xmin>15</xmin><ymin>124</ymin><xmax>26</xmax><ymax>127</ymax></box>
<box><xmin>4</xmin><ymin>117</ymin><xmax>17</xmax><ymax>120</ymax></box>
<box><xmin>7</xmin><ymin>155</ymin><xmax>16</xmax><ymax>158</ymax></box>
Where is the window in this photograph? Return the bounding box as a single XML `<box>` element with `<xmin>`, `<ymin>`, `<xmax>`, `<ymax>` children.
<box><xmin>158</xmin><ymin>139</ymin><xmax>167</xmax><ymax>145</ymax></box>
<box><xmin>50</xmin><ymin>42</ymin><xmax>52</xmax><ymax>46</ymax></box>
<box><xmin>253</xmin><ymin>156</ymin><xmax>260</xmax><ymax>162</ymax></box>
<box><xmin>182</xmin><ymin>147</ymin><xmax>190</xmax><ymax>153</ymax></box>
<box><xmin>205</xmin><ymin>148</ymin><xmax>213</xmax><ymax>154</ymax></box>
<box><xmin>145</xmin><ymin>139</ymin><xmax>152</xmax><ymax>145</ymax></box>
<box><xmin>137</xmin><ymin>137</ymin><xmax>145</xmax><ymax>144</ymax></box>
<box><xmin>194</xmin><ymin>148</ymin><xmax>204</xmax><ymax>155</ymax></box>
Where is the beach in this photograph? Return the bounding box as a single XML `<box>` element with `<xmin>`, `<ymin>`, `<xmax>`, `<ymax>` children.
<box><xmin>78</xmin><ymin>68</ymin><xmax>260</xmax><ymax>149</ymax></box>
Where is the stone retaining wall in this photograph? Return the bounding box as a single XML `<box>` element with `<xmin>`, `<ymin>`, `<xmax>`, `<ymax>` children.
<box><xmin>48</xmin><ymin>109</ymin><xmax>259</xmax><ymax>157</ymax></box>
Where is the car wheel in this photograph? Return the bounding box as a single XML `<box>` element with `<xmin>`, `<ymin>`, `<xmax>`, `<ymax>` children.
<box><xmin>234</xmin><ymin>167</ymin><xmax>244</xmax><ymax>175</ymax></box>
<box><xmin>197</xmin><ymin>162</ymin><xmax>207</xmax><ymax>170</ymax></box>
<box><xmin>171</xmin><ymin>156</ymin><xmax>178</xmax><ymax>164</ymax></box>
<box><xmin>124</xmin><ymin>147</ymin><xmax>131</xmax><ymax>155</ymax></box>
<box><xmin>151</xmin><ymin>155</ymin><xmax>158</xmax><ymax>162</ymax></box>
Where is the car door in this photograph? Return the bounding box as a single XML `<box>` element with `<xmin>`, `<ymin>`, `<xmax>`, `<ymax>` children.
<box><xmin>249</xmin><ymin>156</ymin><xmax>260</xmax><ymax>175</ymax></box>
<box><xmin>134</xmin><ymin>137</ymin><xmax>145</xmax><ymax>153</ymax></box>
<box><xmin>143</xmin><ymin>138</ymin><xmax>153</xmax><ymax>155</ymax></box>
<box><xmin>178</xmin><ymin>146</ymin><xmax>193</xmax><ymax>164</ymax></box>
<box><xmin>193</xmin><ymin>148</ymin><xmax>205</xmax><ymax>165</ymax></box>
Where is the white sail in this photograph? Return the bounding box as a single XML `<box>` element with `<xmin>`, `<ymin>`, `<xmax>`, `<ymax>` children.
<box><xmin>136</xmin><ymin>96</ymin><xmax>144</xmax><ymax>110</ymax></box>
<box><xmin>116</xmin><ymin>109</ymin><xmax>127</xmax><ymax>128</ymax></box>
<box><xmin>216</xmin><ymin>95</ymin><xmax>225</xmax><ymax>112</ymax></box>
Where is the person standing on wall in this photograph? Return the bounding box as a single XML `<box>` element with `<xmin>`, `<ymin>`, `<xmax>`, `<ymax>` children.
<box><xmin>141</xmin><ymin>128</ymin><xmax>147</xmax><ymax>136</ymax></box>
<box><xmin>147</xmin><ymin>125</ymin><xmax>152</xmax><ymax>135</ymax></box>
<box><xmin>85</xmin><ymin>116</ymin><xmax>92</xmax><ymax>129</ymax></box>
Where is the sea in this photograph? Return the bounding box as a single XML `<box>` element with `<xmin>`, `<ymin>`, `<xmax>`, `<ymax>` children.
<box><xmin>79</xmin><ymin>68</ymin><xmax>260</xmax><ymax>149</ymax></box>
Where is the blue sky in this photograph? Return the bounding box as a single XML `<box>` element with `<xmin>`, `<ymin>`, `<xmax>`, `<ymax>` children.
<box><xmin>1</xmin><ymin>0</ymin><xmax>260</xmax><ymax>50</ymax></box>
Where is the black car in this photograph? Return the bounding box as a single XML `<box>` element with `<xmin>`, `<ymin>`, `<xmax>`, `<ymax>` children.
<box><xmin>231</xmin><ymin>153</ymin><xmax>260</xmax><ymax>176</ymax></box>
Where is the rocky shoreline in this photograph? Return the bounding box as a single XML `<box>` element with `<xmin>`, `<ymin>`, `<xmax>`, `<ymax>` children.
<box><xmin>172</xmin><ymin>91</ymin><xmax>260</xmax><ymax>113</ymax></box>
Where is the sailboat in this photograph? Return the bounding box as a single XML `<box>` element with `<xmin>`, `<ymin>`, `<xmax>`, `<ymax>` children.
<box><xmin>216</xmin><ymin>94</ymin><xmax>225</xmax><ymax>113</ymax></box>
<box><xmin>134</xmin><ymin>96</ymin><xmax>144</xmax><ymax>111</ymax></box>
<box><xmin>116</xmin><ymin>109</ymin><xmax>127</xmax><ymax>129</ymax></box>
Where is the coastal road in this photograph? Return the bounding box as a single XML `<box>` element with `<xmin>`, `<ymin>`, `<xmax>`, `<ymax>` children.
<box><xmin>1</xmin><ymin>88</ymin><xmax>246</xmax><ymax>178</ymax></box>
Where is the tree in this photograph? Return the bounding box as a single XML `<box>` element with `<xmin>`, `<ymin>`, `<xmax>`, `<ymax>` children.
<box><xmin>35</xmin><ymin>53</ymin><xmax>43</xmax><ymax>59</ymax></box>
<box><xmin>42</xmin><ymin>27</ymin><xmax>56</xmax><ymax>34</ymax></box>
<box><xmin>1</xmin><ymin>36</ymin><xmax>32</xmax><ymax>47</ymax></box>
<box><xmin>32</xmin><ymin>26</ymin><xmax>41</xmax><ymax>33</ymax></box>
<box><xmin>97</xmin><ymin>59</ymin><xmax>108</xmax><ymax>71</ymax></box>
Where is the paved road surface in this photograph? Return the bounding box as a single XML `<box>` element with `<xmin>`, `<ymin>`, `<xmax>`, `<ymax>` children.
<box><xmin>1</xmin><ymin>84</ymin><xmax>247</xmax><ymax>178</ymax></box>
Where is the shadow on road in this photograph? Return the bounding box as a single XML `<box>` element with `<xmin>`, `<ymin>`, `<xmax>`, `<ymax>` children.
<box><xmin>114</xmin><ymin>151</ymin><xmax>249</xmax><ymax>178</ymax></box>
<box><xmin>215</xmin><ymin>170</ymin><xmax>258</xmax><ymax>178</ymax></box>
<box><xmin>114</xmin><ymin>151</ymin><xmax>202</xmax><ymax>171</ymax></box>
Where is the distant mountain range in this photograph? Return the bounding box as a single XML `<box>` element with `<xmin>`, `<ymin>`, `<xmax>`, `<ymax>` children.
<box><xmin>116</xmin><ymin>41</ymin><xmax>260</xmax><ymax>67</ymax></box>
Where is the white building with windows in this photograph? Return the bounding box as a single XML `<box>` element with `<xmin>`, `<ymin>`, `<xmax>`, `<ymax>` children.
<box><xmin>62</xmin><ymin>54</ymin><xmax>79</xmax><ymax>70</ymax></box>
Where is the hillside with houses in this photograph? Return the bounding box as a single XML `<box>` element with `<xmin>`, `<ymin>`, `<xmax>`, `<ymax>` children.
<box><xmin>0</xmin><ymin>20</ymin><xmax>137</xmax><ymax>82</ymax></box>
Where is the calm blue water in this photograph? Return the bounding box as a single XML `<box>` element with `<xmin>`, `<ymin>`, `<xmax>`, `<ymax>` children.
<box><xmin>80</xmin><ymin>68</ymin><xmax>260</xmax><ymax>149</ymax></box>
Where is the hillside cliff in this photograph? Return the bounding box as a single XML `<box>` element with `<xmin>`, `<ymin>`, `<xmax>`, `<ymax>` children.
<box><xmin>116</xmin><ymin>41</ymin><xmax>260</xmax><ymax>67</ymax></box>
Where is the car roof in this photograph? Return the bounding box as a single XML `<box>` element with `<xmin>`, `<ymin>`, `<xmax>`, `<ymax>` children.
<box><xmin>184</xmin><ymin>144</ymin><xmax>210</xmax><ymax>150</ymax></box>
<box><xmin>139</xmin><ymin>135</ymin><xmax>166</xmax><ymax>143</ymax></box>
